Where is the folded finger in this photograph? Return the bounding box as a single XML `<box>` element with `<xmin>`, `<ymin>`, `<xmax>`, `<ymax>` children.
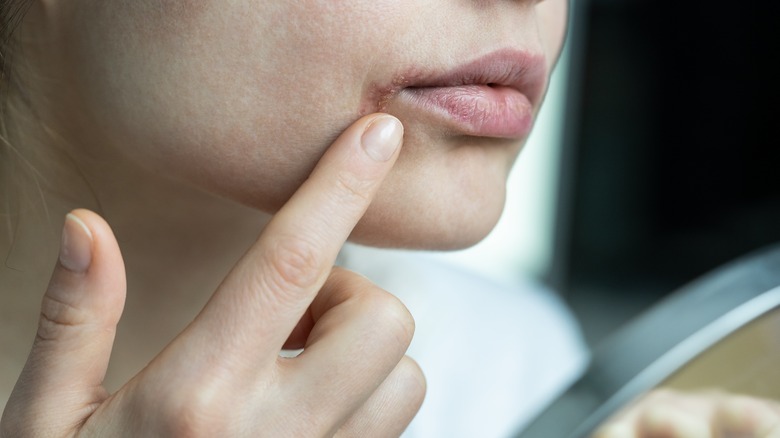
<box><xmin>279</xmin><ymin>268</ymin><xmax>415</xmax><ymax>430</ymax></box>
<box><xmin>336</xmin><ymin>356</ymin><xmax>426</xmax><ymax>438</ymax></box>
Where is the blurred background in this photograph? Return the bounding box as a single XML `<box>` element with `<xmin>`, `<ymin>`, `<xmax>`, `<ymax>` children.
<box><xmin>433</xmin><ymin>0</ymin><xmax>780</xmax><ymax>348</ymax></box>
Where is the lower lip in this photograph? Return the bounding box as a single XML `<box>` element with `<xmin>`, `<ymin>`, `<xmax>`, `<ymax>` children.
<box><xmin>400</xmin><ymin>85</ymin><xmax>534</xmax><ymax>138</ymax></box>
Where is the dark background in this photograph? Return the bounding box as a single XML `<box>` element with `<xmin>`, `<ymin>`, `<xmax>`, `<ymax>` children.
<box><xmin>549</xmin><ymin>1</ymin><xmax>780</xmax><ymax>346</ymax></box>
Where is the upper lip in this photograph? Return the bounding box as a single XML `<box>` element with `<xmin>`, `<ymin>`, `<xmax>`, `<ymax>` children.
<box><xmin>372</xmin><ymin>48</ymin><xmax>548</xmax><ymax>110</ymax></box>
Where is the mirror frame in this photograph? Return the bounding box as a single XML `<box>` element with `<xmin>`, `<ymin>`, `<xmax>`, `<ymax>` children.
<box><xmin>517</xmin><ymin>243</ymin><xmax>780</xmax><ymax>438</ymax></box>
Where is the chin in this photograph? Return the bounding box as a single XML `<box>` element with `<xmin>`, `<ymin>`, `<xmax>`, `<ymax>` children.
<box><xmin>346</xmin><ymin>133</ymin><xmax>515</xmax><ymax>250</ymax></box>
<box><xmin>347</xmin><ymin>182</ymin><xmax>507</xmax><ymax>251</ymax></box>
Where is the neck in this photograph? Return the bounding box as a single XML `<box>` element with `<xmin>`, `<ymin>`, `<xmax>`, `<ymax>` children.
<box><xmin>7</xmin><ymin>129</ymin><xmax>271</xmax><ymax>384</ymax></box>
<box><xmin>94</xmin><ymin>164</ymin><xmax>270</xmax><ymax>382</ymax></box>
<box><xmin>80</xmin><ymin>149</ymin><xmax>272</xmax><ymax>314</ymax></box>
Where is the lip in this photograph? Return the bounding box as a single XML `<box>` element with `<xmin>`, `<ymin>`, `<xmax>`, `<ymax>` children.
<box><xmin>368</xmin><ymin>49</ymin><xmax>548</xmax><ymax>139</ymax></box>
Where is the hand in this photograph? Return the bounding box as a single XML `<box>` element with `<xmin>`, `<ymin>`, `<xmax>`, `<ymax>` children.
<box><xmin>0</xmin><ymin>114</ymin><xmax>425</xmax><ymax>437</ymax></box>
<box><xmin>594</xmin><ymin>388</ymin><xmax>780</xmax><ymax>438</ymax></box>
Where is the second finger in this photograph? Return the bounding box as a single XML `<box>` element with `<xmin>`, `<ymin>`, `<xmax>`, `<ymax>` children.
<box><xmin>280</xmin><ymin>268</ymin><xmax>416</xmax><ymax>432</ymax></box>
<box><xmin>336</xmin><ymin>356</ymin><xmax>426</xmax><ymax>438</ymax></box>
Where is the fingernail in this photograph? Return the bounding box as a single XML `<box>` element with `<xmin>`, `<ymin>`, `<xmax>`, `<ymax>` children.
<box><xmin>59</xmin><ymin>213</ymin><xmax>93</xmax><ymax>273</ymax></box>
<box><xmin>361</xmin><ymin>115</ymin><xmax>403</xmax><ymax>162</ymax></box>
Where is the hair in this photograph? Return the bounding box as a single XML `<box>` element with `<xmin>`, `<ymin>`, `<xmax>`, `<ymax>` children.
<box><xmin>1</xmin><ymin>2</ymin><xmax>103</xmax><ymax>271</ymax></box>
<box><xmin>2</xmin><ymin>0</ymin><xmax>44</xmax><ymax>269</ymax></box>
<box><xmin>1</xmin><ymin>0</ymin><xmax>33</xmax><ymax>108</ymax></box>
<box><xmin>1</xmin><ymin>0</ymin><xmax>34</xmax><ymax>159</ymax></box>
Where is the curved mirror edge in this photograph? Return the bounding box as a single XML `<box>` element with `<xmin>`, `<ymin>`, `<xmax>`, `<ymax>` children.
<box><xmin>515</xmin><ymin>243</ymin><xmax>780</xmax><ymax>438</ymax></box>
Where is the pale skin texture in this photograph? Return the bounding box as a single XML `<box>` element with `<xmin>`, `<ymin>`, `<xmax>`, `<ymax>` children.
<box><xmin>0</xmin><ymin>1</ymin><xmax>777</xmax><ymax>437</ymax></box>
<box><xmin>1</xmin><ymin>0</ymin><xmax>569</xmax><ymax>435</ymax></box>
<box><xmin>2</xmin><ymin>114</ymin><xmax>427</xmax><ymax>436</ymax></box>
<box><xmin>41</xmin><ymin>0</ymin><xmax>569</xmax><ymax>249</ymax></box>
<box><xmin>594</xmin><ymin>389</ymin><xmax>780</xmax><ymax>438</ymax></box>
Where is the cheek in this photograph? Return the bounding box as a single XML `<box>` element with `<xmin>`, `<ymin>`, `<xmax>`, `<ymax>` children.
<box><xmin>350</xmin><ymin>126</ymin><xmax>518</xmax><ymax>250</ymax></box>
<box><xmin>537</xmin><ymin>0</ymin><xmax>570</xmax><ymax>65</ymax></box>
<box><xmin>62</xmin><ymin>1</ymin><xmax>380</xmax><ymax>210</ymax></box>
<box><xmin>57</xmin><ymin>0</ymin><xmax>536</xmax><ymax>250</ymax></box>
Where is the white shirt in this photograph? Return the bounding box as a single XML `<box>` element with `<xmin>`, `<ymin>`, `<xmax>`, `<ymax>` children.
<box><xmin>340</xmin><ymin>245</ymin><xmax>588</xmax><ymax>438</ymax></box>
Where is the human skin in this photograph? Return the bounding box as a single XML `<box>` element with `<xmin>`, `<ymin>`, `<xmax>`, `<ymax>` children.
<box><xmin>594</xmin><ymin>389</ymin><xmax>780</xmax><ymax>438</ymax></box>
<box><xmin>1</xmin><ymin>114</ymin><xmax>429</xmax><ymax>436</ymax></box>
<box><xmin>1</xmin><ymin>0</ymin><xmax>568</xmax><ymax>435</ymax></box>
<box><xmin>9</xmin><ymin>3</ymin><xmax>777</xmax><ymax>437</ymax></box>
<box><xmin>33</xmin><ymin>0</ymin><xmax>569</xmax><ymax>249</ymax></box>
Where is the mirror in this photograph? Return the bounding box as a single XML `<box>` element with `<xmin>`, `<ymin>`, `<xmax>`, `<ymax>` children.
<box><xmin>516</xmin><ymin>244</ymin><xmax>780</xmax><ymax>437</ymax></box>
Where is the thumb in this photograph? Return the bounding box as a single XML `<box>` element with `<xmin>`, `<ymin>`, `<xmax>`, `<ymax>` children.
<box><xmin>2</xmin><ymin>209</ymin><xmax>126</xmax><ymax>433</ymax></box>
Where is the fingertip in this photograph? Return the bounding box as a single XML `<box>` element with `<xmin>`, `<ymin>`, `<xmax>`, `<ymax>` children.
<box><xmin>66</xmin><ymin>212</ymin><xmax>93</xmax><ymax>239</ymax></box>
<box><xmin>360</xmin><ymin>114</ymin><xmax>403</xmax><ymax>162</ymax></box>
<box><xmin>53</xmin><ymin>209</ymin><xmax>126</xmax><ymax>322</ymax></box>
<box><xmin>399</xmin><ymin>355</ymin><xmax>427</xmax><ymax>410</ymax></box>
<box><xmin>59</xmin><ymin>213</ymin><xmax>94</xmax><ymax>273</ymax></box>
<box><xmin>67</xmin><ymin>209</ymin><xmax>125</xmax><ymax>276</ymax></box>
<box><xmin>68</xmin><ymin>208</ymin><xmax>114</xmax><ymax>248</ymax></box>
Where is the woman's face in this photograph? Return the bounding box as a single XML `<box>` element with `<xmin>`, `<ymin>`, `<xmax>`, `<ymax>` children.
<box><xmin>47</xmin><ymin>0</ymin><xmax>568</xmax><ymax>249</ymax></box>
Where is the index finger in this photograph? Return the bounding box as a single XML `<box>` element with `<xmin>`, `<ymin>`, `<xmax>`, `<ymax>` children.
<box><xmin>183</xmin><ymin>113</ymin><xmax>403</xmax><ymax>367</ymax></box>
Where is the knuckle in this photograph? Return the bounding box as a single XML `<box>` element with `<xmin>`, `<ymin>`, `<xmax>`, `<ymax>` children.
<box><xmin>156</xmin><ymin>385</ymin><xmax>232</xmax><ymax>437</ymax></box>
<box><xmin>364</xmin><ymin>290</ymin><xmax>416</xmax><ymax>350</ymax></box>
<box><xmin>35</xmin><ymin>294</ymin><xmax>88</xmax><ymax>343</ymax></box>
<box><xmin>333</xmin><ymin>169</ymin><xmax>373</xmax><ymax>207</ymax></box>
<box><xmin>263</xmin><ymin>235</ymin><xmax>325</xmax><ymax>294</ymax></box>
<box><xmin>326</xmin><ymin>266</ymin><xmax>366</xmax><ymax>292</ymax></box>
